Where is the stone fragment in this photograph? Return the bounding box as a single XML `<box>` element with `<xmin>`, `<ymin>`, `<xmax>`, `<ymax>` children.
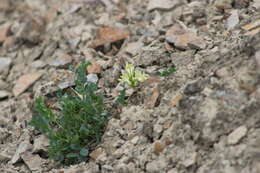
<box><xmin>228</xmin><ymin>126</ymin><xmax>248</xmax><ymax>145</ymax></box>
<box><xmin>130</xmin><ymin>136</ymin><xmax>139</xmax><ymax>145</ymax></box>
<box><xmin>89</xmin><ymin>27</ymin><xmax>129</xmax><ymax>48</ymax></box>
<box><xmin>0</xmin><ymin>0</ymin><xmax>11</xmax><ymax>11</ymax></box>
<box><xmin>166</xmin><ymin>23</ymin><xmax>206</xmax><ymax>50</ymax></box>
<box><xmin>171</xmin><ymin>94</ymin><xmax>182</xmax><ymax>107</ymax></box>
<box><xmin>11</xmin><ymin>141</ymin><xmax>33</xmax><ymax>164</ymax></box>
<box><xmin>0</xmin><ymin>24</ymin><xmax>11</xmax><ymax>42</ymax></box>
<box><xmin>145</xmin><ymin>86</ymin><xmax>160</xmax><ymax>109</ymax></box>
<box><xmin>12</xmin><ymin>73</ymin><xmax>42</xmax><ymax>97</ymax></box>
<box><xmin>214</xmin><ymin>0</ymin><xmax>232</xmax><ymax>10</ymax></box>
<box><xmin>33</xmin><ymin>135</ymin><xmax>49</xmax><ymax>153</ymax></box>
<box><xmin>30</xmin><ymin>60</ymin><xmax>46</xmax><ymax>69</ymax></box>
<box><xmin>0</xmin><ymin>90</ymin><xmax>9</xmax><ymax>99</ymax></box>
<box><xmin>252</xmin><ymin>0</ymin><xmax>260</xmax><ymax>9</ymax></box>
<box><xmin>21</xmin><ymin>152</ymin><xmax>44</xmax><ymax>171</ymax></box>
<box><xmin>154</xmin><ymin>140</ymin><xmax>165</xmax><ymax>153</ymax></box>
<box><xmin>233</xmin><ymin>0</ymin><xmax>250</xmax><ymax>8</ymax></box>
<box><xmin>124</xmin><ymin>42</ymin><xmax>144</xmax><ymax>56</ymax></box>
<box><xmin>0</xmin><ymin>79</ymin><xmax>8</xmax><ymax>89</ymax></box>
<box><xmin>89</xmin><ymin>148</ymin><xmax>104</xmax><ymax>160</ymax></box>
<box><xmin>147</xmin><ymin>0</ymin><xmax>181</xmax><ymax>11</ymax></box>
<box><xmin>49</xmin><ymin>54</ymin><xmax>72</xmax><ymax>67</ymax></box>
<box><xmin>0</xmin><ymin>151</ymin><xmax>11</xmax><ymax>162</ymax></box>
<box><xmin>87</xmin><ymin>74</ymin><xmax>98</xmax><ymax>84</ymax></box>
<box><xmin>0</xmin><ymin>57</ymin><xmax>12</xmax><ymax>76</ymax></box>
<box><xmin>146</xmin><ymin>159</ymin><xmax>167</xmax><ymax>172</ymax></box>
<box><xmin>225</xmin><ymin>10</ymin><xmax>239</xmax><ymax>30</ymax></box>
<box><xmin>241</xmin><ymin>19</ymin><xmax>260</xmax><ymax>36</ymax></box>
<box><xmin>87</xmin><ymin>63</ymin><xmax>102</xmax><ymax>74</ymax></box>
<box><xmin>182</xmin><ymin>152</ymin><xmax>197</xmax><ymax>167</ymax></box>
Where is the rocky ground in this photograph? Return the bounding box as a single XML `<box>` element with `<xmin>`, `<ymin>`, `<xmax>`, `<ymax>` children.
<box><xmin>0</xmin><ymin>0</ymin><xmax>260</xmax><ymax>172</ymax></box>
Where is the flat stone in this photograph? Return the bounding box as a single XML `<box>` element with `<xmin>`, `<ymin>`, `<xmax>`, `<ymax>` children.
<box><xmin>130</xmin><ymin>136</ymin><xmax>139</xmax><ymax>145</ymax></box>
<box><xmin>49</xmin><ymin>54</ymin><xmax>72</xmax><ymax>67</ymax></box>
<box><xmin>166</xmin><ymin>23</ymin><xmax>206</xmax><ymax>50</ymax></box>
<box><xmin>11</xmin><ymin>141</ymin><xmax>33</xmax><ymax>164</ymax></box>
<box><xmin>182</xmin><ymin>152</ymin><xmax>197</xmax><ymax>167</ymax></box>
<box><xmin>124</xmin><ymin>42</ymin><xmax>144</xmax><ymax>56</ymax></box>
<box><xmin>154</xmin><ymin>140</ymin><xmax>165</xmax><ymax>153</ymax></box>
<box><xmin>0</xmin><ymin>90</ymin><xmax>9</xmax><ymax>99</ymax></box>
<box><xmin>87</xmin><ymin>74</ymin><xmax>98</xmax><ymax>84</ymax></box>
<box><xmin>0</xmin><ymin>24</ymin><xmax>11</xmax><ymax>42</ymax></box>
<box><xmin>87</xmin><ymin>63</ymin><xmax>102</xmax><ymax>74</ymax></box>
<box><xmin>89</xmin><ymin>148</ymin><xmax>104</xmax><ymax>160</ymax></box>
<box><xmin>33</xmin><ymin>135</ymin><xmax>49</xmax><ymax>153</ymax></box>
<box><xmin>226</xmin><ymin>10</ymin><xmax>239</xmax><ymax>30</ymax></box>
<box><xmin>12</xmin><ymin>73</ymin><xmax>42</xmax><ymax>97</ymax></box>
<box><xmin>0</xmin><ymin>57</ymin><xmax>12</xmax><ymax>76</ymax></box>
<box><xmin>228</xmin><ymin>126</ymin><xmax>248</xmax><ymax>145</ymax></box>
<box><xmin>147</xmin><ymin>0</ymin><xmax>181</xmax><ymax>11</ymax></box>
<box><xmin>21</xmin><ymin>152</ymin><xmax>44</xmax><ymax>171</ymax></box>
<box><xmin>256</xmin><ymin>50</ymin><xmax>260</xmax><ymax>67</ymax></box>
<box><xmin>145</xmin><ymin>86</ymin><xmax>160</xmax><ymax>109</ymax></box>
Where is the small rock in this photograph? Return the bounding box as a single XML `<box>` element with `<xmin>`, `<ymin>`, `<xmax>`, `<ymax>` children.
<box><xmin>13</xmin><ymin>73</ymin><xmax>42</xmax><ymax>97</ymax></box>
<box><xmin>154</xmin><ymin>140</ymin><xmax>165</xmax><ymax>153</ymax></box>
<box><xmin>233</xmin><ymin>0</ymin><xmax>250</xmax><ymax>8</ymax></box>
<box><xmin>33</xmin><ymin>135</ymin><xmax>49</xmax><ymax>153</ymax></box>
<box><xmin>87</xmin><ymin>74</ymin><xmax>98</xmax><ymax>84</ymax></box>
<box><xmin>49</xmin><ymin>54</ymin><xmax>72</xmax><ymax>67</ymax></box>
<box><xmin>214</xmin><ymin>0</ymin><xmax>232</xmax><ymax>10</ymax></box>
<box><xmin>241</xmin><ymin>19</ymin><xmax>260</xmax><ymax>36</ymax></box>
<box><xmin>30</xmin><ymin>60</ymin><xmax>46</xmax><ymax>69</ymax></box>
<box><xmin>0</xmin><ymin>151</ymin><xmax>11</xmax><ymax>162</ymax></box>
<box><xmin>184</xmin><ymin>81</ymin><xmax>203</xmax><ymax>95</ymax></box>
<box><xmin>11</xmin><ymin>141</ymin><xmax>33</xmax><ymax>164</ymax></box>
<box><xmin>87</xmin><ymin>63</ymin><xmax>102</xmax><ymax>74</ymax></box>
<box><xmin>89</xmin><ymin>27</ymin><xmax>129</xmax><ymax>49</ymax></box>
<box><xmin>130</xmin><ymin>136</ymin><xmax>139</xmax><ymax>145</ymax></box>
<box><xmin>0</xmin><ymin>79</ymin><xmax>8</xmax><ymax>89</ymax></box>
<box><xmin>225</xmin><ymin>10</ymin><xmax>239</xmax><ymax>30</ymax></box>
<box><xmin>124</xmin><ymin>42</ymin><xmax>144</xmax><ymax>56</ymax></box>
<box><xmin>0</xmin><ymin>24</ymin><xmax>11</xmax><ymax>42</ymax></box>
<box><xmin>228</xmin><ymin>126</ymin><xmax>248</xmax><ymax>145</ymax></box>
<box><xmin>147</xmin><ymin>0</ymin><xmax>181</xmax><ymax>11</ymax></box>
<box><xmin>0</xmin><ymin>90</ymin><xmax>9</xmax><ymax>99</ymax></box>
<box><xmin>166</xmin><ymin>23</ymin><xmax>206</xmax><ymax>50</ymax></box>
<box><xmin>146</xmin><ymin>159</ymin><xmax>167</xmax><ymax>173</ymax></box>
<box><xmin>182</xmin><ymin>152</ymin><xmax>197</xmax><ymax>167</ymax></box>
<box><xmin>0</xmin><ymin>57</ymin><xmax>12</xmax><ymax>76</ymax></box>
<box><xmin>171</xmin><ymin>94</ymin><xmax>182</xmax><ymax>107</ymax></box>
<box><xmin>89</xmin><ymin>148</ymin><xmax>104</xmax><ymax>160</ymax></box>
<box><xmin>145</xmin><ymin>86</ymin><xmax>160</xmax><ymax>109</ymax></box>
<box><xmin>0</xmin><ymin>0</ymin><xmax>11</xmax><ymax>11</ymax></box>
<box><xmin>252</xmin><ymin>0</ymin><xmax>260</xmax><ymax>9</ymax></box>
<box><xmin>21</xmin><ymin>152</ymin><xmax>44</xmax><ymax>171</ymax></box>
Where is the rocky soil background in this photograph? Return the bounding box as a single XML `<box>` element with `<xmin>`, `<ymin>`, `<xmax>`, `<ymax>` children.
<box><xmin>0</xmin><ymin>0</ymin><xmax>260</xmax><ymax>172</ymax></box>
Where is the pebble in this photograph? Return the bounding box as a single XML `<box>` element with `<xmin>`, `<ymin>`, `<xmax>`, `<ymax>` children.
<box><xmin>0</xmin><ymin>57</ymin><xmax>12</xmax><ymax>76</ymax></box>
<box><xmin>0</xmin><ymin>90</ymin><xmax>9</xmax><ymax>99</ymax></box>
<box><xmin>255</xmin><ymin>50</ymin><xmax>260</xmax><ymax>67</ymax></box>
<box><xmin>225</xmin><ymin>10</ymin><xmax>239</xmax><ymax>30</ymax></box>
<box><xmin>21</xmin><ymin>152</ymin><xmax>44</xmax><ymax>171</ymax></box>
<box><xmin>228</xmin><ymin>126</ymin><xmax>248</xmax><ymax>145</ymax></box>
<box><xmin>11</xmin><ymin>141</ymin><xmax>33</xmax><ymax>164</ymax></box>
<box><xmin>87</xmin><ymin>63</ymin><xmax>102</xmax><ymax>74</ymax></box>
<box><xmin>33</xmin><ymin>135</ymin><xmax>49</xmax><ymax>153</ymax></box>
<box><xmin>12</xmin><ymin>73</ymin><xmax>42</xmax><ymax>97</ymax></box>
<box><xmin>166</xmin><ymin>23</ymin><xmax>206</xmax><ymax>50</ymax></box>
<box><xmin>87</xmin><ymin>74</ymin><xmax>98</xmax><ymax>84</ymax></box>
<box><xmin>89</xmin><ymin>148</ymin><xmax>104</xmax><ymax>160</ymax></box>
<box><xmin>147</xmin><ymin>0</ymin><xmax>181</xmax><ymax>11</ymax></box>
<box><xmin>154</xmin><ymin>140</ymin><xmax>165</xmax><ymax>153</ymax></box>
<box><xmin>49</xmin><ymin>54</ymin><xmax>72</xmax><ymax>67</ymax></box>
<box><xmin>124</xmin><ymin>42</ymin><xmax>144</xmax><ymax>56</ymax></box>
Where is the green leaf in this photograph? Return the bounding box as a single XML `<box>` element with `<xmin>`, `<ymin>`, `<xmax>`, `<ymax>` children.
<box><xmin>79</xmin><ymin>148</ymin><xmax>89</xmax><ymax>156</ymax></box>
<box><xmin>115</xmin><ymin>88</ymin><xmax>127</xmax><ymax>105</ymax></box>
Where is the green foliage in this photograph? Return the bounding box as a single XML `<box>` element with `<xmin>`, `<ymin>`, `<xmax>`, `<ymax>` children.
<box><xmin>158</xmin><ymin>67</ymin><xmax>177</xmax><ymax>77</ymax></box>
<box><xmin>29</xmin><ymin>62</ymin><xmax>108</xmax><ymax>165</ymax></box>
<box><xmin>119</xmin><ymin>63</ymin><xmax>149</xmax><ymax>88</ymax></box>
<box><xmin>115</xmin><ymin>88</ymin><xmax>127</xmax><ymax>105</ymax></box>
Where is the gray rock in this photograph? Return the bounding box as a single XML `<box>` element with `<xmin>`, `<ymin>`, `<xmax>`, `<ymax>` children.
<box><xmin>228</xmin><ymin>126</ymin><xmax>248</xmax><ymax>145</ymax></box>
<box><xmin>11</xmin><ymin>141</ymin><xmax>33</xmax><ymax>164</ymax></box>
<box><xmin>0</xmin><ymin>79</ymin><xmax>8</xmax><ymax>89</ymax></box>
<box><xmin>225</xmin><ymin>10</ymin><xmax>239</xmax><ymax>30</ymax></box>
<box><xmin>0</xmin><ymin>57</ymin><xmax>12</xmax><ymax>76</ymax></box>
<box><xmin>0</xmin><ymin>90</ymin><xmax>9</xmax><ymax>99</ymax></box>
<box><xmin>33</xmin><ymin>135</ymin><xmax>49</xmax><ymax>153</ymax></box>
<box><xmin>147</xmin><ymin>0</ymin><xmax>181</xmax><ymax>11</ymax></box>
<box><xmin>0</xmin><ymin>151</ymin><xmax>11</xmax><ymax>162</ymax></box>
<box><xmin>87</xmin><ymin>74</ymin><xmax>98</xmax><ymax>84</ymax></box>
<box><xmin>21</xmin><ymin>152</ymin><xmax>44</xmax><ymax>171</ymax></box>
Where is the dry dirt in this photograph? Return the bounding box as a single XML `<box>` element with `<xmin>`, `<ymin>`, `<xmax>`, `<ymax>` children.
<box><xmin>0</xmin><ymin>0</ymin><xmax>260</xmax><ymax>172</ymax></box>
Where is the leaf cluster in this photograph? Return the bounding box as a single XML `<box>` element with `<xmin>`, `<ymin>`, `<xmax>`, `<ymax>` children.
<box><xmin>30</xmin><ymin>62</ymin><xmax>108</xmax><ymax>165</ymax></box>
